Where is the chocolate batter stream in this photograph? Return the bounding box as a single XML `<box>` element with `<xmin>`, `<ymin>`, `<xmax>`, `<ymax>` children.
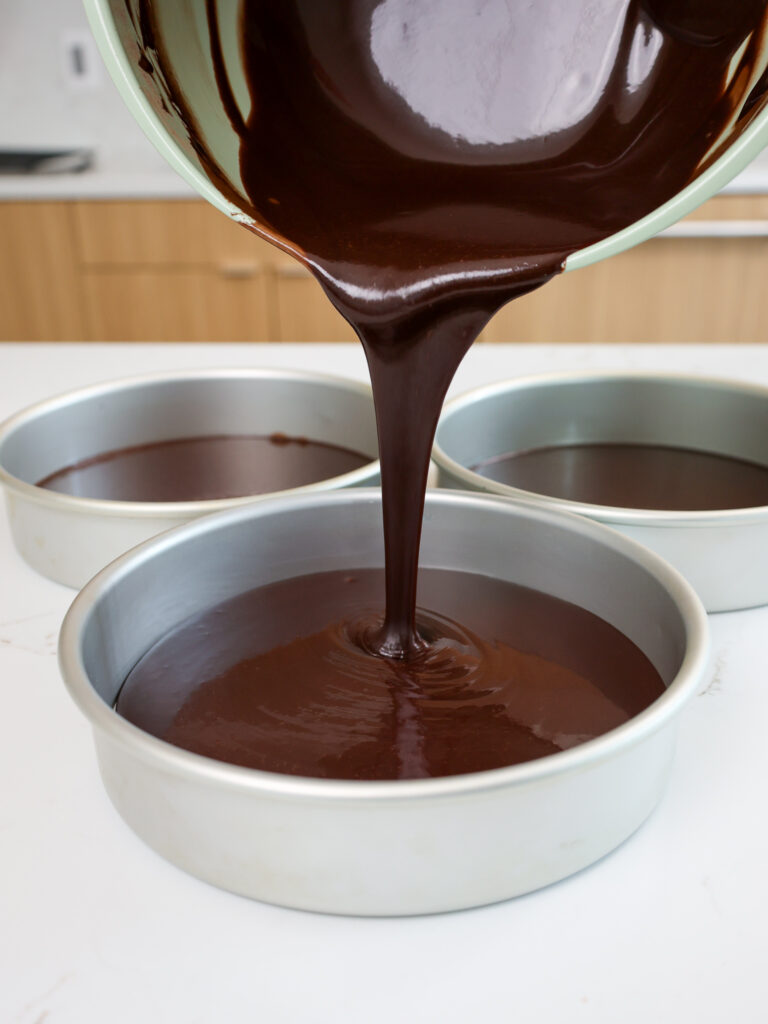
<box><xmin>119</xmin><ymin>0</ymin><xmax>768</xmax><ymax>777</ymax></box>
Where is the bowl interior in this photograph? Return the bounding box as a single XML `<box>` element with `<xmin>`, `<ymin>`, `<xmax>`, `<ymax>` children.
<box><xmin>90</xmin><ymin>0</ymin><xmax>768</xmax><ymax>267</ymax></box>
<box><xmin>70</xmin><ymin>492</ymin><xmax>694</xmax><ymax>715</ymax></box>
<box><xmin>436</xmin><ymin>376</ymin><xmax>768</xmax><ymax>484</ymax></box>
<box><xmin>0</xmin><ymin>374</ymin><xmax>378</xmax><ymax>487</ymax></box>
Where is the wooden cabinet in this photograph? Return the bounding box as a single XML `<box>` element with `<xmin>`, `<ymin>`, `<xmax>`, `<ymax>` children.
<box><xmin>73</xmin><ymin>200</ymin><xmax>260</xmax><ymax>265</ymax></box>
<box><xmin>1</xmin><ymin>195</ymin><xmax>768</xmax><ymax>342</ymax></box>
<box><xmin>0</xmin><ymin>203</ymin><xmax>86</xmax><ymax>340</ymax></box>
<box><xmin>484</xmin><ymin>236</ymin><xmax>768</xmax><ymax>344</ymax></box>
<box><xmin>81</xmin><ymin>268</ymin><xmax>272</xmax><ymax>342</ymax></box>
<box><xmin>484</xmin><ymin>196</ymin><xmax>768</xmax><ymax>344</ymax></box>
<box><xmin>270</xmin><ymin>256</ymin><xmax>358</xmax><ymax>343</ymax></box>
<box><xmin>74</xmin><ymin>200</ymin><xmax>274</xmax><ymax>342</ymax></box>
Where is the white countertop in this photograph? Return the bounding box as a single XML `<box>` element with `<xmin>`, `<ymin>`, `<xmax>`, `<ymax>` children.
<box><xmin>2</xmin><ymin>165</ymin><xmax>768</xmax><ymax>202</ymax></box>
<box><xmin>0</xmin><ymin>165</ymin><xmax>198</xmax><ymax>201</ymax></box>
<box><xmin>2</xmin><ymin>342</ymin><xmax>767</xmax><ymax>1024</ymax></box>
<box><xmin>1</xmin><ymin>150</ymin><xmax>768</xmax><ymax>201</ymax></box>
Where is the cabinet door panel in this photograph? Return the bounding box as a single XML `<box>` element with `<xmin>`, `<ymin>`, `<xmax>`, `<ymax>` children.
<box><xmin>83</xmin><ymin>269</ymin><xmax>272</xmax><ymax>342</ymax></box>
<box><xmin>0</xmin><ymin>203</ymin><xmax>85</xmax><ymax>341</ymax></box>
<box><xmin>685</xmin><ymin>195</ymin><xmax>768</xmax><ymax>220</ymax></box>
<box><xmin>274</xmin><ymin>269</ymin><xmax>358</xmax><ymax>342</ymax></box>
<box><xmin>74</xmin><ymin>200</ymin><xmax>273</xmax><ymax>267</ymax></box>
<box><xmin>484</xmin><ymin>237</ymin><xmax>768</xmax><ymax>344</ymax></box>
<box><xmin>8</xmin><ymin>195</ymin><xmax>768</xmax><ymax>343</ymax></box>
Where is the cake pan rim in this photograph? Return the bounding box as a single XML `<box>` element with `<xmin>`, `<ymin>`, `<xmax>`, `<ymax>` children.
<box><xmin>433</xmin><ymin>369</ymin><xmax>768</xmax><ymax>527</ymax></box>
<box><xmin>58</xmin><ymin>487</ymin><xmax>709</xmax><ymax>803</ymax></box>
<box><xmin>0</xmin><ymin>366</ymin><xmax>381</xmax><ymax>517</ymax></box>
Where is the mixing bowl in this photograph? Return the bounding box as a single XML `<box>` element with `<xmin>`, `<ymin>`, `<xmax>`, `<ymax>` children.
<box><xmin>84</xmin><ymin>1</ymin><xmax>768</xmax><ymax>272</ymax></box>
<box><xmin>58</xmin><ymin>489</ymin><xmax>708</xmax><ymax>915</ymax></box>
<box><xmin>0</xmin><ymin>369</ymin><xmax>378</xmax><ymax>588</ymax></box>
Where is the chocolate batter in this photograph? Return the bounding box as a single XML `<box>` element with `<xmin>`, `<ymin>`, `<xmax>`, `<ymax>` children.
<box><xmin>116</xmin><ymin>568</ymin><xmax>665</xmax><ymax>780</ymax></box>
<box><xmin>120</xmin><ymin>1</ymin><xmax>768</xmax><ymax>776</ymax></box>
<box><xmin>473</xmin><ymin>443</ymin><xmax>768</xmax><ymax>511</ymax></box>
<box><xmin>37</xmin><ymin>434</ymin><xmax>371</xmax><ymax>502</ymax></box>
<box><xmin>206</xmin><ymin>0</ymin><xmax>767</xmax><ymax>654</ymax></box>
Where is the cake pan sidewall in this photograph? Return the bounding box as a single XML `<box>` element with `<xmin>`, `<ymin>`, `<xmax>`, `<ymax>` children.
<box><xmin>58</xmin><ymin>489</ymin><xmax>708</xmax><ymax>915</ymax></box>
<box><xmin>90</xmin><ymin>714</ymin><xmax>682</xmax><ymax>915</ymax></box>
<box><xmin>0</xmin><ymin>368</ymin><xmax>380</xmax><ymax>589</ymax></box>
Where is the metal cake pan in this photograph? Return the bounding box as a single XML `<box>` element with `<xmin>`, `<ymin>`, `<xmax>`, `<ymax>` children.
<box><xmin>433</xmin><ymin>372</ymin><xmax>768</xmax><ymax>613</ymax></box>
<box><xmin>0</xmin><ymin>368</ymin><xmax>379</xmax><ymax>589</ymax></box>
<box><xmin>58</xmin><ymin>489</ymin><xmax>708</xmax><ymax>916</ymax></box>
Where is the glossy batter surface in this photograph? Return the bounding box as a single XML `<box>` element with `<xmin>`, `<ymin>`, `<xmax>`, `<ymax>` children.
<box><xmin>37</xmin><ymin>434</ymin><xmax>371</xmax><ymax>502</ymax></box>
<box><xmin>116</xmin><ymin>568</ymin><xmax>666</xmax><ymax>780</ymax></box>
<box><xmin>473</xmin><ymin>443</ymin><xmax>768</xmax><ymax>511</ymax></box>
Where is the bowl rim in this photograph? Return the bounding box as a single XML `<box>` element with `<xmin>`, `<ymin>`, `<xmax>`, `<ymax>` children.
<box><xmin>83</xmin><ymin>0</ymin><xmax>768</xmax><ymax>271</ymax></box>
<box><xmin>57</xmin><ymin>487</ymin><xmax>710</xmax><ymax>803</ymax></box>
<box><xmin>433</xmin><ymin>369</ymin><xmax>768</xmax><ymax>526</ymax></box>
<box><xmin>0</xmin><ymin>366</ymin><xmax>380</xmax><ymax>518</ymax></box>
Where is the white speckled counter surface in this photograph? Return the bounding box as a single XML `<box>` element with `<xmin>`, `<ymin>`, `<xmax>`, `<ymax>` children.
<box><xmin>1</xmin><ymin>343</ymin><xmax>766</xmax><ymax>1024</ymax></box>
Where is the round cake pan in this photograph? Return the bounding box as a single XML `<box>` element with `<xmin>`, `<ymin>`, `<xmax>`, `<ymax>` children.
<box><xmin>58</xmin><ymin>489</ymin><xmax>707</xmax><ymax>916</ymax></box>
<box><xmin>0</xmin><ymin>369</ymin><xmax>379</xmax><ymax>589</ymax></box>
<box><xmin>434</xmin><ymin>372</ymin><xmax>768</xmax><ymax>613</ymax></box>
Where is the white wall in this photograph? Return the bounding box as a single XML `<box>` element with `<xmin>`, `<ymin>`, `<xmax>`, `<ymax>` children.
<box><xmin>0</xmin><ymin>0</ymin><xmax>165</xmax><ymax>172</ymax></box>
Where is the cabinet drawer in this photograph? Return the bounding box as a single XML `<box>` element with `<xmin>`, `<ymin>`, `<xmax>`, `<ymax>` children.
<box><xmin>74</xmin><ymin>200</ymin><xmax>274</xmax><ymax>268</ymax></box>
<box><xmin>684</xmin><ymin>195</ymin><xmax>768</xmax><ymax>222</ymax></box>
<box><xmin>83</xmin><ymin>268</ymin><xmax>273</xmax><ymax>342</ymax></box>
<box><xmin>0</xmin><ymin>203</ymin><xmax>85</xmax><ymax>341</ymax></box>
<box><xmin>274</xmin><ymin>266</ymin><xmax>358</xmax><ymax>342</ymax></box>
<box><xmin>484</xmin><ymin>235</ymin><xmax>768</xmax><ymax>344</ymax></box>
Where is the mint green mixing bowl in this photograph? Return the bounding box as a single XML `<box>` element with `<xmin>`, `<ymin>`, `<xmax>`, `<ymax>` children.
<box><xmin>84</xmin><ymin>0</ymin><xmax>768</xmax><ymax>269</ymax></box>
